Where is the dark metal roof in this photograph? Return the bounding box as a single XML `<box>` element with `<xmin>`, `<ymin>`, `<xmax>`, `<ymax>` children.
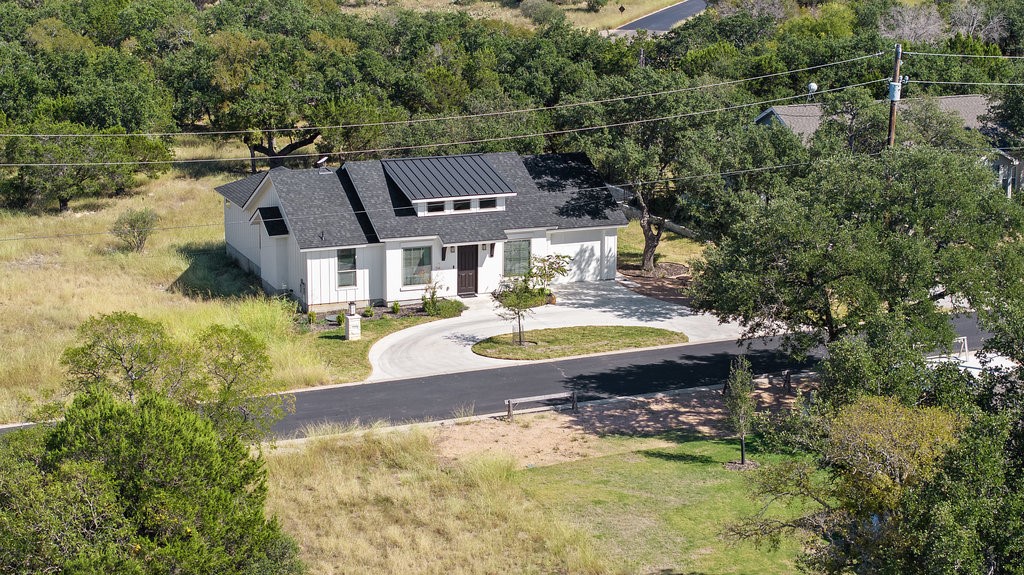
<box><xmin>381</xmin><ymin>154</ymin><xmax>515</xmax><ymax>201</ymax></box>
<box><xmin>256</xmin><ymin>206</ymin><xmax>289</xmax><ymax>237</ymax></box>
<box><xmin>214</xmin><ymin>171</ymin><xmax>269</xmax><ymax>207</ymax></box>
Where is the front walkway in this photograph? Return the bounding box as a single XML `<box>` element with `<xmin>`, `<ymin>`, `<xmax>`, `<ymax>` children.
<box><xmin>366</xmin><ymin>280</ymin><xmax>743</xmax><ymax>381</ymax></box>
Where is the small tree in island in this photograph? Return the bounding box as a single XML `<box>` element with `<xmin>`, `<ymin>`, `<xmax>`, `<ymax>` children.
<box><xmin>723</xmin><ymin>355</ymin><xmax>756</xmax><ymax>466</ymax></box>
<box><xmin>492</xmin><ymin>255</ymin><xmax>571</xmax><ymax>346</ymax></box>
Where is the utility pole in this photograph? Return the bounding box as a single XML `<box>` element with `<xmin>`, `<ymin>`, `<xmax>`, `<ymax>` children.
<box><xmin>887</xmin><ymin>43</ymin><xmax>903</xmax><ymax>147</ymax></box>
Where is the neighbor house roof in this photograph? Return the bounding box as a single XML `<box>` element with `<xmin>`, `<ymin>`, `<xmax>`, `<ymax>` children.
<box><xmin>755</xmin><ymin>94</ymin><xmax>997</xmax><ymax>143</ymax></box>
<box><xmin>381</xmin><ymin>154</ymin><xmax>515</xmax><ymax>200</ymax></box>
<box><xmin>754</xmin><ymin>103</ymin><xmax>824</xmax><ymax>143</ymax></box>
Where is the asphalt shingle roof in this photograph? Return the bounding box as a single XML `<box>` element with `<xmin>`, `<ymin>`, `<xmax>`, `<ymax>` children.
<box><xmin>381</xmin><ymin>154</ymin><xmax>515</xmax><ymax>200</ymax></box>
<box><xmin>757</xmin><ymin>94</ymin><xmax>998</xmax><ymax>143</ymax></box>
<box><xmin>216</xmin><ymin>153</ymin><xmax>625</xmax><ymax>250</ymax></box>
<box><xmin>214</xmin><ymin>171</ymin><xmax>269</xmax><ymax>207</ymax></box>
<box><xmin>343</xmin><ymin>152</ymin><xmax>626</xmax><ymax>245</ymax></box>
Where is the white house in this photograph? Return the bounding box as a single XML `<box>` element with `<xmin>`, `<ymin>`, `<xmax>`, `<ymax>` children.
<box><xmin>214</xmin><ymin>152</ymin><xmax>627</xmax><ymax>312</ymax></box>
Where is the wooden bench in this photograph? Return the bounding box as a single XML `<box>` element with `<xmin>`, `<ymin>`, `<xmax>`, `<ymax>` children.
<box><xmin>504</xmin><ymin>391</ymin><xmax>578</xmax><ymax>421</ymax></box>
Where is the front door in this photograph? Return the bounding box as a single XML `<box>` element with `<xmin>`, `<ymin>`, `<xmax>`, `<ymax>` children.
<box><xmin>457</xmin><ymin>245</ymin><xmax>478</xmax><ymax>296</ymax></box>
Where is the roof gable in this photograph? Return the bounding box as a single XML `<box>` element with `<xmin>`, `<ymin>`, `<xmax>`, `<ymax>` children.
<box><xmin>381</xmin><ymin>154</ymin><xmax>515</xmax><ymax>201</ymax></box>
<box><xmin>214</xmin><ymin>171</ymin><xmax>268</xmax><ymax>207</ymax></box>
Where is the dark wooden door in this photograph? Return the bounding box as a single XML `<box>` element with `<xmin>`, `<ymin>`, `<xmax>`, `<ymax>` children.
<box><xmin>457</xmin><ymin>245</ymin><xmax>478</xmax><ymax>295</ymax></box>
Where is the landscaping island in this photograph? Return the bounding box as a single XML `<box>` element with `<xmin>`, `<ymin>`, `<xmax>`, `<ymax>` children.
<box><xmin>472</xmin><ymin>325</ymin><xmax>689</xmax><ymax>360</ymax></box>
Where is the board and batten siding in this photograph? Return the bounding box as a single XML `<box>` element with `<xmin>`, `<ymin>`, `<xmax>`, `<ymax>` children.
<box><xmin>305</xmin><ymin>245</ymin><xmax>384</xmax><ymax>307</ymax></box>
<box><xmin>224</xmin><ymin>200</ymin><xmax>260</xmax><ymax>273</ymax></box>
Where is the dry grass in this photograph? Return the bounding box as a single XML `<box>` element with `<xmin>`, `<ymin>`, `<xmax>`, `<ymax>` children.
<box><xmin>335</xmin><ymin>0</ymin><xmax>688</xmax><ymax>31</ymax></box>
<box><xmin>265</xmin><ymin>430</ymin><xmax>615</xmax><ymax>575</ymax></box>
<box><xmin>568</xmin><ymin>0</ymin><xmax>691</xmax><ymax>30</ymax></box>
<box><xmin>0</xmin><ymin>164</ymin><xmax>325</xmax><ymax>423</ymax></box>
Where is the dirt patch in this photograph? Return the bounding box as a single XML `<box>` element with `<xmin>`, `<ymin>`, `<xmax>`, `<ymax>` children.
<box><xmin>433</xmin><ymin>375</ymin><xmax>814</xmax><ymax>468</ymax></box>
<box><xmin>618</xmin><ymin>262</ymin><xmax>692</xmax><ymax>306</ymax></box>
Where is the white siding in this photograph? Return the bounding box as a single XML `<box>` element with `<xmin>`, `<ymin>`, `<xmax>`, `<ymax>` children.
<box><xmin>224</xmin><ymin>201</ymin><xmax>260</xmax><ymax>271</ymax></box>
<box><xmin>305</xmin><ymin>245</ymin><xmax>385</xmax><ymax>306</ymax></box>
<box><xmin>384</xmin><ymin>239</ymin><xmax>450</xmax><ymax>304</ymax></box>
<box><xmin>547</xmin><ymin>228</ymin><xmax>612</xmax><ymax>282</ymax></box>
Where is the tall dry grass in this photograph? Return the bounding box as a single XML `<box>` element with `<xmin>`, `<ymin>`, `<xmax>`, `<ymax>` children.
<box><xmin>0</xmin><ymin>167</ymin><xmax>328</xmax><ymax>422</ymax></box>
<box><xmin>265</xmin><ymin>430</ymin><xmax>617</xmax><ymax>575</ymax></box>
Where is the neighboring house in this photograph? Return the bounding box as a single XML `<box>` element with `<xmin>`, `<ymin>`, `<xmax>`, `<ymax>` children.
<box><xmin>214</xmin><ymin>152</ymin><xmax>627</xmax><ymax>311</ymax></box>
<box><xmin>755</xmin><ymin>94</ymin><xmax>1020</xmax><ymax>196</ymax></box>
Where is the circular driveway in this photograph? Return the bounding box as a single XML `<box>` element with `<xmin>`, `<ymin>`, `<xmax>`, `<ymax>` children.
<box><xmin>366</xmin><ymin>280</ymin><xmax>743</xmax><ymax>381</ymax></box>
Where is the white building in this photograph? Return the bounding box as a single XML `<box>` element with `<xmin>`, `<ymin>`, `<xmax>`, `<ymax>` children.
<box><xmin>214</xmin><ymin>152</ymin><xmax>627</xmax><ymax>312</ymax></box>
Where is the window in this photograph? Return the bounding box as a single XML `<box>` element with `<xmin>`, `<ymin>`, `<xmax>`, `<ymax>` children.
<box><xmin>503</xmin><ymin>240</ymin><xmax>530</xmax><ymax>277</ymax></box>
<box><xmin>453</xmin><ymin>199</ymin><xmax>471</xmax><ymax>211</ymax></box>
<box><xmin>402</xmin><ymin>246</ymin><xmax>432</xmax><ymax>286</ymax></box>
<box><xmin>479</xmin><ymin>198</ymin><xmax>497</xmax><ymax>210</ymax></box>
<box><xmin>337</xmin><ymin>249</ymin><xmax>356</xmax><ymax>287</ymax></box>
<box><xmin>426</xmin><ymin>201</ymin><xmax>445</xmax><ymax>213</ymax></box>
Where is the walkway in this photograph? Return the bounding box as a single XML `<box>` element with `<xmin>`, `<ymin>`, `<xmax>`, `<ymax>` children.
<box><xmin>367</xmin><ymin>280</ymin><xmax>743</xmax><ymax>381</ymax></box>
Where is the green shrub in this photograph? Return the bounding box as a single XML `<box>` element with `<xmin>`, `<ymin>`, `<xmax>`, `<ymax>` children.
<box><xmin>432</xmin><ymin>298</ymin><xmax>467</xmax><ymax>318</ymax></box>
<box><xmin>586</xmin><ymin>0</ymin><xmax>608</xmax><ymax>12</ymax></box>
<box><xmin>110</xmin><ymin>208</ymin><xmax>159</xmax><ymax>252</ymax></box>
<box><xmin>520</xmin><ymin>0</ymin><xmax>565</xmax><ymax>25</ymax></box>
<box><xmin>391</xmin><ymin>301</ymin><xmax>401</xmax><ymax>314</ymax></box>
<box><xmin>361</xmin><ymin>306</ymin><xmax>374</xmax><ymax>318</ymax></box>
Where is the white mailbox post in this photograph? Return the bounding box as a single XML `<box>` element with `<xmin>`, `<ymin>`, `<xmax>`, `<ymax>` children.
<box><xmin>345</xmin><ymin>314</ymin><xmax>362</xmax><ymax>341</ymax></box>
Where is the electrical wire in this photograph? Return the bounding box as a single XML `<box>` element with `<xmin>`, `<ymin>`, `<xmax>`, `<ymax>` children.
<box><xmin>904</xmin><ymin>50</ymin><xmax>1024</xmax><ymax>60</ymax></box>
<box><xmin>909</xmin><ymin>80</ymin><xmax>1024</xmax><ymax>87</ymax></box>
<box><xmin>0</xmin><ymin>155</ymin><xmax>879</xmax><ymax>244</ymax></box>
<box><xmin>0</xmin><ymin>52</ymin><xmax>887</xmax><ymax>139</ymax></box>
<box><xmin>0</xmin><ymin>78</ymin><xmax>888</xmax><ymax>168</ymax></box>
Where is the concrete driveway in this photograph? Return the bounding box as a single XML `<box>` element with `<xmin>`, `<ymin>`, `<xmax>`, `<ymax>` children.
<box><xmin>367</xmin><ymin>280</ymin><xmax>743</xmax><ymax>381</ymax></box>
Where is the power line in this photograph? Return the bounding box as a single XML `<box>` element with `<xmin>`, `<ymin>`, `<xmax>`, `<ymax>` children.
<box><xmin>910</xmin><ymin>80</ymin><xmax>1024</xmax><ymax>87</ymax></box>
<box><xmin>0</xmin><ymin>79</ymin><xmax>888</xmax><ymax>168</ymax></box>
<box><xmin>904</xmin><ymin>50</ymin><xmax>1024</xmax><ymax>60</ymax></box>
<box><xmin>0</xmin><ymin>144</ymin><xmax>998</xmax><ymax>248</ymax></box>
<box><xmin>0</xmin><ymin>52</ymin><xmax>887</xmax><ymax>139</ymax></box>
<box><xmin>0</xmin><ymin>156</ymin><xmax>870</xmax><ymax>245</ymax></box>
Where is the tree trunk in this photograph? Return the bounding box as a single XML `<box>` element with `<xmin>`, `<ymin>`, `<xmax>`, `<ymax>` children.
<box><xmin>248</xmin><ymin>145</ymin><xmax>257</xmax><ymax>174</ymax></box>
<box><xmin>740</xmin><ymin>434</ymin><xmax>746</xmax><ymax>465</ymax></box>
<box><xmin>249</xmin><ymin>131</ymin><xmax>321</xmax><ymax>170</ymax></box>
<box><xmin>635</xmin><ymin>190</ymin><xmax>664</xmax><ymax>276</ymax></box>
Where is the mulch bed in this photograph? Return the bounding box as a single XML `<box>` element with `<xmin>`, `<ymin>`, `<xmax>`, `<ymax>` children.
<box><xmin>618</xmin><ymin>262</ymin><xmax>693</xmax><ymax>306</ymax></box>
<box><xmin>723</xmin><ymin>460</ymin><xmax>761</xmax><ymax>471</ymax></box>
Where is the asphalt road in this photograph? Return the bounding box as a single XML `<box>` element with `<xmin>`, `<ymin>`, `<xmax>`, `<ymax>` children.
<box><xmin>0</xmin><ymin>314</ymin><xmax>990</xmax><ymax>438</ymax></box>
<box><xmin>272</xmin><ymin>313</ymin><xmax>989</xmax><ymax>438</ymax></box>
<box><xmin>617</xmin><ymin>0</ymin><xmax>707</xmax><ymax>32</ymax></box>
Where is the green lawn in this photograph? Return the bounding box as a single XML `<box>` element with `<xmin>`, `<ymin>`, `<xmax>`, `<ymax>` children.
<box><xmin>525</xmin><ymin>436</ymin><xmax>805</xmax><ymax>574</ymax></box>
<box><xmin>617</xmin><ymin>220</ymin><xmax>704</xmax><ymax>268</ymax></box>
<box><xmin>472</xmin><ymin>325</ymin><xmax>688</xmax><ymax>360</ymax></box>
<box><xmin>312</xmin><ymin>315</ymin><xmax>438</xmax><ymax>383</ymax></box>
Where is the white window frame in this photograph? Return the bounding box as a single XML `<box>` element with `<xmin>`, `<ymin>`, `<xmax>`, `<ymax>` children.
<box><xmin>337</xmin><ymin>248</ymin><xmax>357</xmax><ymax>288</ymax></box>
<box><xmin>402</xmin><ymin>246</ymin><xmax>432</xmax><ymax>287</ymax></box>
<box><xmin>503</xmin><ymin>240</ymin><xmax>531</xmax><ymax>277</ymax></box>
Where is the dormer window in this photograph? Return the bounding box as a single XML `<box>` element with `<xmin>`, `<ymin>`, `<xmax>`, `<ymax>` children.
<box><xmin>381</xmin><ymin>154</ymin><xmax>517</xmax><ymax>217</ymax></box>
